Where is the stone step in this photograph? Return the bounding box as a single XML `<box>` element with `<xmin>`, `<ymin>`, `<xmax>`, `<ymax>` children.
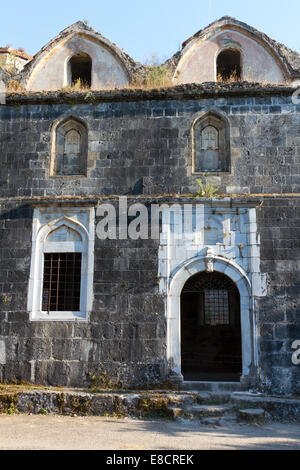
<box><xmin>201</xmin><ymin>417</ymin><xmax>222</xmax><ymax>426</ymax></box>
<box><xmin>196</xmin><ymin>391</ymin><xmax>232</xmax><ymax>404</ymax></box>
<box><xmin>1</xmin><ymin>386</ymin><xmax>299</xmax><ymax>422</ymax></box>
<box><xmin>181</xmin><ymin>381</ymin><xmax>242</xmax><ymax>392</ymax></box>
<box><xmin>218</xmin><ymin>414</ymin><xmax>239</xmax><ymax>427</ymax></box>
<box><xmin>238</xmin><ymin>408</ymin><xmax>266</xmax><ymax>424</ymax></box>
<box><xmin>167</xmin><ymin>393</ymin><xmax>200</xmax><ymax>407</ymax></box>
<box><xmin>180</xmin><ymin>404</ymin><xmax>231</xmax><ymax>419</ymax></box>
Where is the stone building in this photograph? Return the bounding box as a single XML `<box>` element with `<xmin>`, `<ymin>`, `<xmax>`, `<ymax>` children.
<box><xmin>0</xmin><ymin>47</ymin><xmax>32</xmax><ymax>75</ymax></box>
<box><xmin>0</xmin><ymin>17</ymin><xmax>299</xmax><ymax>395</ymax></box>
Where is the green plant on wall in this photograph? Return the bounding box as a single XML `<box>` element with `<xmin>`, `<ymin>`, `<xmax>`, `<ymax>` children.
<box><xmin>194</xmin><ymin>178</ymin><xmax>219</xmax><ymax>198</ymax></box>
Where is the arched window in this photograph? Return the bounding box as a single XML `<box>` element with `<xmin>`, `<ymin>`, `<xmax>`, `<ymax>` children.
<box><xmin>193</xmin><ymin>112</ymin><xmax>230</xmax><ymax>172</ymax></box>
<box><xmin>68</xmin><ymin>52</ymin><xmax>92</xmax><ymax>88</ymax></box>
<box><xmin>28</xmin><ymin>207</ymin><xmax>95</xmax><ymax>321</ymax></box>
<box><xmin>51</xmin><ymin>117</ymin><xmax>88</xmax><ymax>176</ymax></box>
<box><xmin>217</xmin><ymin>49</ymin><xmax>241</xmax><ymax>82</ymax></box>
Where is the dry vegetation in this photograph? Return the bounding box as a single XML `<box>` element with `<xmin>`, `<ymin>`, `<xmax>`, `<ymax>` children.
<box><xmin>2</xmin><ymin>51</ymin><xmax>174</xmax><ymax>94</ymax></box>
<box><xmin>216</xmin><ymin>69</ymin><xmax>241</xmax><ymax>83</ymax></box>
<box><xmin>2</xmin><ymin>59</ymin><xmax>288</xmax><ymax>95</ymax></box>
<box><xmin>6</xmin><ymin>80</ymin><xmax>24</xmax><ymax>92</ymax></box>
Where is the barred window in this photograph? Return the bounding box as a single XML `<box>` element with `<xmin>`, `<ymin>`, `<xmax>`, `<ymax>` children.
<box><xmin>181</xmin><ymin>271</ymin><xmax>240</xmax><ymax>327</ymax></box>
<box><xmin>42</xmin><ymin>253</ymin><xmax>82</xmax><ymax>312</ymax></box>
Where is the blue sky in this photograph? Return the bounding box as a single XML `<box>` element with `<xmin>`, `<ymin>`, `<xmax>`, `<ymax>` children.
<box><xmin>1</xmin><ymin>0</ymin><xmax>299</xmax><ymax>63</ymax></box>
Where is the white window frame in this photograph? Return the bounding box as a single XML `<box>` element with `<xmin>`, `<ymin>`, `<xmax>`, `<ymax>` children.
<box><xmin>28</xmin><ymin>206</ymin><xmax>95</xmax><ymax>321</ymax></box>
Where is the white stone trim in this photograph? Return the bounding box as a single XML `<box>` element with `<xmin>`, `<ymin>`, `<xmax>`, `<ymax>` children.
<box><xmin>158</xmin><ymin>203</ymin><xmax>266</xmax><ymax>384</ymax></box>
<box><xmin>27</xmin><ymin>206</ymin><xmax>95</xmax><ymax>321</ymax></box>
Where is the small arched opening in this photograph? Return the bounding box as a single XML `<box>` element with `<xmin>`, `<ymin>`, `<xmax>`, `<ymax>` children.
<box><xmin>181</xmin><ymin>271</ymin><xmax>242</xmax><ymax>382</ymax></box>
<box><xmin>69</xmin><ymin>52</ymin><xmax>92</xmax><ymax>88</ymax></box>
<box><xmin>217</xmin><ymin>49</ymin><xmax>241</xmax><ymax>82</ymax></box>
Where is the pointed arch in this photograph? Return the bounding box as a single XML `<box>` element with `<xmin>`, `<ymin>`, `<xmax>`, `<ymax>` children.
<box><xmin>172</xmin><ymin>17</ymin><xmax>291</xmax><ymax>85</ymax></box>
<box><xmin>22</xmin><ymin>22</ymin><xmax>133</xmax><ymax>91</ymax></box>
<box><xmin>37</xmin><ymin>215</ymin><xmax>89</xmax><ymax>244</ymax></box>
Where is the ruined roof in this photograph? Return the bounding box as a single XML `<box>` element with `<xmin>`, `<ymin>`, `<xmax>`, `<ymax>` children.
<box><xmin>19</xmin><ymin>21</ymin><xmax>144</xmax><ymax>84</ymax></box>
<box><xmin>0</xmin><ymin>47</ymin><xmax>32</xmax><ymax>61</ymax></box>
<box><xmin>4</xmin><ymin>81</ymin><xmax>297</xmax><ymax>106</ymax></box>
<box><xmin>166</xmin><ymin>16</ymin><xmax>300</xmax><ymax>79</ymax></box>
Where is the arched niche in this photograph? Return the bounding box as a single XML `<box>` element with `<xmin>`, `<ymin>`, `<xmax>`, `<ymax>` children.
<box><xmin>50</xmin><ymin>116</ymin><xmax>88</xmax><ymax>176</ymax></box>
<box><xmin>192</xmin><ymin>111</ymin><xmax>230</xmax><ymax>173</ymax></box>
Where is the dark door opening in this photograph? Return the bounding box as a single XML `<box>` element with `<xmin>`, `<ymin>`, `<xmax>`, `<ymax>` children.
<box><xmin>69</xmin><ymin>53</ymin><xmax>92</xmax><ymax>88</ymax></box>
<box><xmin>217</xmin><ymin>49</ymin><xmax>241</xmax><ymax>82</ymax></box>
<box><xmin>181</xmin><ymin>271</ymin><xmax>242</xmax><ymax>382</ymax></box>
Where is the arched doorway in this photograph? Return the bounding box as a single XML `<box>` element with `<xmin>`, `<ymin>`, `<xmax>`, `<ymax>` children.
<box><xmin>181</xmin><ymin>271</ymin><xmax>242</xmax><ymax>382</ymax></box>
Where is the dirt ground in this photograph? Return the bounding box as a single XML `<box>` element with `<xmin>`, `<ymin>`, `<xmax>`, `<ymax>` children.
<box><xmin>0</xmin><ymin>414</ymin><xmax>299</xmax><ymax>450</ymax></box>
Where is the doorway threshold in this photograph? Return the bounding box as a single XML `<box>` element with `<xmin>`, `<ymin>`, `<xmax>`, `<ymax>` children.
<box><xmin>182</xmin><ymin>381</ymin><xmax>242</xmax><ymax>392</ymax></box>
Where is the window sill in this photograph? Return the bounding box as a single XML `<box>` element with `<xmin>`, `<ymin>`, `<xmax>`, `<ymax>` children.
<box><xmin>192</xmin><ymin>171</ymin><xmax>231</xmax><ymax>175</ymax></box>
<box><xmin>48</xmin><ymin>174</ymin><xmax>87</xmax><ymax>179</ymax></box>
<box><xmin>30</xmin><ymin>311</ymin><xmax>88</xmax><ymax>322</ymax></box>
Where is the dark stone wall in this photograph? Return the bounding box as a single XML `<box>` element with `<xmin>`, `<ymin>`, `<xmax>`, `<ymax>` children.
<box><xmin>257</xmin><ymin>197</ymin><xmax>300</xmax><ymax>395</ymax></box>
<box><xmin>0</xmin><ymin>196</ymin><xmax>299</xmax><ymax>393</ymax></box>
<box><xmin>0</xmin><ymin>199</ymin><xmax>166</xmax><ymax>388</ymax></box>
<box><xmin>0</xmin><ymin>89</ymin><xmax>299</xmax><ymax>393</ymax></box>
<box><xmin>0</xmin><ymin>93</ymin><xmax>299</xmax><ymax>198</ymax></box>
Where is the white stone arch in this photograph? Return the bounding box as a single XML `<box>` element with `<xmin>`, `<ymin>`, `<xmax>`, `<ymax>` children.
<box><xmin>37</xmin><ymin>215</ymin><xmax>89</xmax><ymax>245</ymax></box>
<box><xmin>167</xmin><ymin>254</ymin><xmax>255</xmax><ymax>384</ymax></box>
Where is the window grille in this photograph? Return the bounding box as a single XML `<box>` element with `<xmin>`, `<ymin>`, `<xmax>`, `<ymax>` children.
<box><xmin>204</xmin><ymin>289</ymin><xmax>229</xmax><ymax>325</ymax></box>
<box><xmin>181</xmin><ymin>271</ymin><xmax>240</xmax><ymax>326</ymax></box>
<box><xmin>42</xmin><ymin>253</ymin><xmax>82</xmax><ymax>312</ymax></box>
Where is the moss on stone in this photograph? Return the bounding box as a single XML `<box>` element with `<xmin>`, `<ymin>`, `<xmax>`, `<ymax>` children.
<box><xmin>0</xmin><ymin>393</ymin><xmax>19</xmax><ymax>414</ymax></box>
<box><xmin>137</xmin><ymin>395</ymin><xmax>173</xmax><ymax>419</ymax></box>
